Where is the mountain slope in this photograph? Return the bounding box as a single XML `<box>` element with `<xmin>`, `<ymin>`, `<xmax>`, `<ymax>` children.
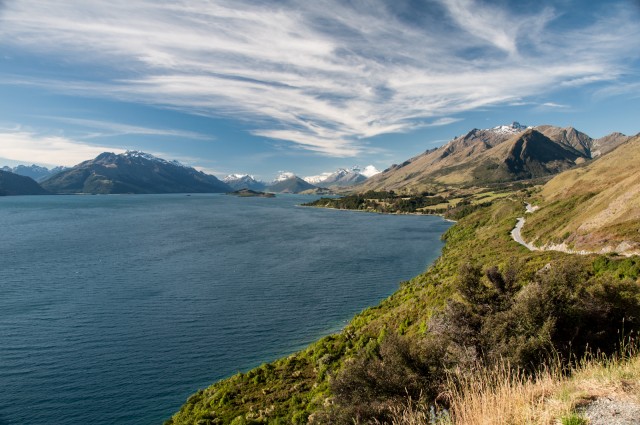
<box><xmin>477</xmin><ymin>129</ymin><xmax>583</xmax><ymax>181</ymax></box>
<box><xmin>535</xmin><ymin>126</ymin><xmax>630</xmax><ymax>158</ymax></box>
<box><xmin>0</xmin><ymin>170</ymin><xmax>49</xmax><ymax>195</ymax></box>
<box><xmin>522</xmin><ymin>133</ymin><xmax>640</xmax><ymax>254</ymax></box>
<box><xmin>361</xmin><ymin>124</ymin><xmax>588</xmax><ymax>191</ymax></box>
<box><xmin>41</xmin><ymin>151</ymin><xmax>231</xmax><ymax>194</ymax></box>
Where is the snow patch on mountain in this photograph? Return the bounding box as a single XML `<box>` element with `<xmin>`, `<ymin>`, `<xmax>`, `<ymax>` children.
<box><xmin>223</xmin><ymin>174</ymin><xmax>266</xmax><ymax>191</ymax></box>
<box><xmin>360</xmin><ymin>165</ymin><xmax>381</xmax><ymax>178</ymax></box>
<box><xmin>124</xmin><ymin>150</ymin><xmax>187</xmax><ymax>168</ymax></box>
<box><xmin>303</xmin><ymin>172</ymin><xmax>334</xmax><ymax>184</ymax></box>
<box><xmin>304</xmin><ymin>165</ymin><xmax>380</xmax><ymax>186</ymax></box>
<box><xmin>223</xmin><ymin>173</ymin><xmax>254</xmax><ymax>182</ymax></box>
<box><xmin>274</xmin><ymin>171</ymin><xmax>296</xmax><ymax>182</ymax></box>
<box><xmin>489</xmin><ymin>122</ymin><xmax>531</xmax><ymax>135</ymax></box>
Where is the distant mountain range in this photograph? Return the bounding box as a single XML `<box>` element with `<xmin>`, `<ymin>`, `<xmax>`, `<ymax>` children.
<box><xmin>223</xmin><ymin>172</ymin><xmax>317</xmax><ymax>193</ymax></box>
<box><xmin>304</xmin><ymin>165</ymin><xmax>380</xmax><ymax>187</ymax></box>
<box><xmin>359</xmin><ymin>122</ymin><xmax>632</xmax><ymax>192</ymax></box>
<box><xmin>1</xmin><ymin>123</ymin><xmax>634</xmax><ymax>196</ymax></box>
<box><xmin>1</xmin><ymin>164</ymin><xmax>67</xmax><ymax>182</ymax></box>
<box><xmin>223</xmin><ymin>174</ymin><xmax>267</xmax><ymax>191</ymax></box>
<box><xmin>40</xmin><ymin>151</ymin><xmax>231</xmax><ymax>194</ymax></box>
<box><xmin>222</xmin><ymin>169</ymin><xmax>383</xmax><ymax>193</ymax></box>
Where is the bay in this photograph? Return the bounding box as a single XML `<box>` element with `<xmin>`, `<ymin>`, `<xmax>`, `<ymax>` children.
<box><xmin>0</xmin><ymin>194</ymin><xmax>451</xmax><ymax>424</ymax></box>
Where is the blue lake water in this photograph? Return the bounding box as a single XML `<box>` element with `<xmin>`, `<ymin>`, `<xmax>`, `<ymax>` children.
<box><xmin>0</xmin><ymin>194</ymin><xmax>451</xmax><ymax>425</ymax></box>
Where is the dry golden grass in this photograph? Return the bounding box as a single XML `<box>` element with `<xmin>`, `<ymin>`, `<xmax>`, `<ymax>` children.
<box><xmin>525</xmin><ymin>135</ymin><xmax>640</xmax><ymax>253</ymax></box>
<box><xmin>388</xmin><ymin>341</ymin><xmax>640</xmax><ymax>425</ymax></box>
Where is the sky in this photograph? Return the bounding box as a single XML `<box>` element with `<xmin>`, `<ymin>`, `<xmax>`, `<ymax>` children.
<box><xmin>0</xmin><ymin>0</ymin><xmax>639</xmax><ymax>180</ymax></box>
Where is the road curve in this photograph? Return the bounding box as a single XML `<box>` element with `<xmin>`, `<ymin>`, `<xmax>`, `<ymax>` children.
<box><xmin>511</xmin><ymin>203</ymin><xmax>540</xmax><ymax>251</ymax></box>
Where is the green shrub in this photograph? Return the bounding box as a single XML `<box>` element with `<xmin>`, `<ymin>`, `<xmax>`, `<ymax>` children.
<box><xmin>561</xmin><ymin>413</ymin><xmax>588</xmax><ymax>425</ymax></box>
<box><xmin>319</xmin><ymin>332</ymin><xmax>447</xmax><ymax>424</ymax></box>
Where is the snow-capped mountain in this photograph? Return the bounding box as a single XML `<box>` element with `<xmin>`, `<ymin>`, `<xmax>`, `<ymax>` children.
<box><xmin>489</xmin><ymin>121</ymin><xmax>531</xmax><ymax>135</ymax></box>
<box><xmin>303</xmin><ymin>172</ymin><xmax>334</xmax><ymax>185</ymax></box>
<box><xmin>274</xmin><ymin>171</ymin><xmax>297</xmax><ymax>182</ymax></box>
<box><xmin>223</xmin><ymin>174</ymin><xmax>266</xmax><ymax>191</ymax></box>
<box><xmin>123</xmin><ymin>150</ymin><xmax>187</xmax><ymax>168</ymax></box>
<box><xmin>303</xmin><ymin>165</ymin><xmax>381</xmax><ymax>187</ymax></box>
<box><xmin>359</xmin><ymin>165</ymin><xmax>381</xmax><ymax>178</ymax></box>
<box><xmin>40</xmin><ymin>151</ymin><xmax>230</xmax><ymax>194</ymax></box>
<box><xmin>267</xmin><ymin>172</ymin><xmax>317</xmax><ymax>193</ymax></box>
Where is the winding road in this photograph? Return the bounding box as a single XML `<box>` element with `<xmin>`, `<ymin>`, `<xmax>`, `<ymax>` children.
<box><xmin>511</xmin><ymin>203</ymin><xmax>539</xmax><ymax>251</ymax></box>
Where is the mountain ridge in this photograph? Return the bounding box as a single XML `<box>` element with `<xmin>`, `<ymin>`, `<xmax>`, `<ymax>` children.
<box><xmin>359</xmin><ymin>123</ymin><xmax>629</xmax><ymax>192</ymax></box>
<box><xmin>41</xmin><ymin>151</ymin><xmax>231</xmax><ymax>194</ymax></box>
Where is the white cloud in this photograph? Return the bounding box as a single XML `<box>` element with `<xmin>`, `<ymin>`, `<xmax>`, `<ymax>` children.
<box><xmin>40</xmin><ymin>117</ymin><xmax>213</xmax><ymax>141</ymax></box>
<box><xmin>0</xmin><ymin>1</ymin><xmax>638</xmax><ymax>156</ymax></box>
<box><xmin>0</xmin><ymin>130</ymin><xmax>124</xmax><ymax>167</ymax></box>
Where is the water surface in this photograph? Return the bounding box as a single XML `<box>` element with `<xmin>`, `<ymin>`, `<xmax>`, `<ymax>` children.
<box><xmin>0</xmin><ymin>194</ymin><xmax>451</xmax><ymax>424</ymax></box>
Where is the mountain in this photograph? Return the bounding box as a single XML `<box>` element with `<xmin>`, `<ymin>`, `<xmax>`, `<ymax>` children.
<box><xmin>360</xmin><ymin>165</ymin><xmax>381</xmax><ymax>178</ymax></box>
<box><xmin>304</xmin><ymin>165</ymin><xmax>381</xmax><ymax>187</ymax></box>
<box><xmin>359</xmin><ymin>122</ymin><xmax>625</xmax><ymax>192</ymax></box>
<box><xmin>303</xmin><ymin>172</ymin><xmax>334</xmax><ymax>185</ymax></box>
<box><xmin>522</xmin><ymin>133</ymin><xmax>640</xmax><ymax>255</ymax></box>
<box><xmin>223</xmin><ymin>174</ymin><xmax>266</xmax><ymax>191</ymax></box>
<box><xmin>267</xmin><ymin>172</ymin><xmax>317</xmax><ymax>193</ymax></box>
<box><xmin>591</xmin><ymin>132</ymin><xmax>632</xmax><ymax>157</ymax></box>
<box><xmin>40</xmin><ymin>151</ymin><xmax>231</xmax><ymax>194</ymax></box>
<box><xmin>0</xmin><ymin>170</ymin><xmax>49</xmax><ymax>195</ymax></box>
<box><xmin>1</xmin><ymin>164</ymin><xmax>67</xmax><ymax>182</ymax></box>
<box><xmin>536</xmin><ymin>126</ymin><xmax>630</xmax><ymax>158</ymax></box>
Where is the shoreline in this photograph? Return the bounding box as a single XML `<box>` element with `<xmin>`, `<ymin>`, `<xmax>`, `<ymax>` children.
<box><xmin>298</xmin><ymin>203</ymin><xmax>451</xmax><ymax>219</ymax></box>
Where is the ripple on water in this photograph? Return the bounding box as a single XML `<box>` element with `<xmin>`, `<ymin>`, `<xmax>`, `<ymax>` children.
<box><xmin>0</xmin><ymin>194</ymin><xmax>451</xmax><ymax>424</ymax></box>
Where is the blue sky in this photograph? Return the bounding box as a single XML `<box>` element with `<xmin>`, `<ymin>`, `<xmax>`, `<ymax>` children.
<box><xmin>0</xmin><ymin>0</ymin><xmax>639</xmax><ymax>180</ymax></box>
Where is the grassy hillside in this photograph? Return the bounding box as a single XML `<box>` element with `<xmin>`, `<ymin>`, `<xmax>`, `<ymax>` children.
<box><xmin>522</xmin><ymin>134</ymin><xmax>640</xmax><ymax>255</ymax></box>
<box><xmin>166</xmin><ymin>191</ymin><xmax>640</xmax><ymax>424</ymax></box>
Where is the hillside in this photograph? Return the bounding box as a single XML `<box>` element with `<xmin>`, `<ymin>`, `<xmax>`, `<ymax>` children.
<box><xmin>522</xmin><ymin>134</ymin><xmax>640</xmax><ymax>255</ymax></box>
<box><xmin>41</xmin><ymin>151</ymin><xmax>231</xmax><ymax>194</ymax></box>
<box><xmin>359</xmin><ymin>123</ymin><xmax>628</xmax><ymax>193</ymax></box>
<box><xmin>0</xmin><ymin>170</ymin><xmax>49</xmax><ymax>195</ymax></box>
<box><xmin>167</xmin><ymin>183</ymin><xmax>640</xmax><ymax>424</ymax></box>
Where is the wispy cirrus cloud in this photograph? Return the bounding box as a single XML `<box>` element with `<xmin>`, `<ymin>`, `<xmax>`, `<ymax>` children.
<box><xmin>0</xmin><ymin>0</ymin><xmax>638</xmax><ymax>156</ymax></box>
<box><xmin>39</xmin><ymin>116</ymin><xmax>212</xmax><ymax>141</ymax></box>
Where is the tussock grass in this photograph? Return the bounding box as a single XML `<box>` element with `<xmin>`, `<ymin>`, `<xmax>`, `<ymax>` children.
<box><xmin>390</xmin><ymin>340</ymin><xmax>639</xmax><ymax>425</ymax></box>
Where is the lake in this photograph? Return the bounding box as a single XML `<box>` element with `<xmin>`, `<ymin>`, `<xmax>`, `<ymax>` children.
<box><xmin>0</xmin><ymin>194</ymin><xmax>451</xmax><ymax>424</ymax></box>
